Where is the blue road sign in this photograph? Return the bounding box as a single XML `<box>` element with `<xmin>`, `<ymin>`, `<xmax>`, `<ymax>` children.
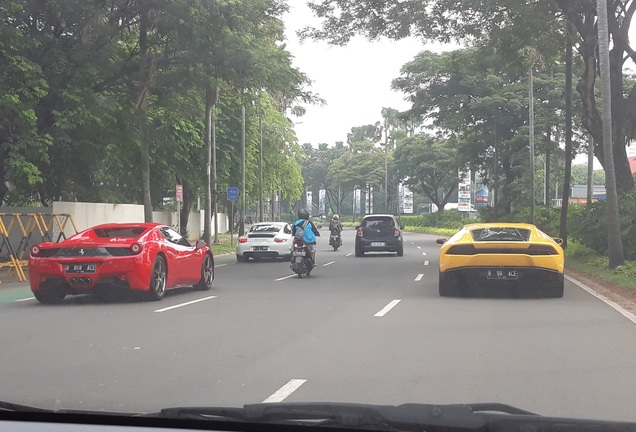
<box><xmin>227</xmin><ymin>187</ymin><xmax>239</xmax><ymax>202</ymax></box>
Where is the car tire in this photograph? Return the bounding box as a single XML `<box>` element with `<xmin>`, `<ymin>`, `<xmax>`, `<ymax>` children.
<box><xmin>195</xmin><ymin>253</ymin><xmax>214</xmax><ymax>291</ymax></box>
<box><xmin>544</xmin><ymin>279</ymin><xmax>564</xmax><ymax>298</ymax></box>
<box><xmin>236</xmin><ymin>254</ymin><xmax>248</xmax><ymax>263</ymax></box>
<box><xmin>396</xmin><ymin>244</ymin><xmax>404</xmax><ymax>257</ymax></box>
<box><xmin>33</xmin><ymin>284</ymin><xmax>67</xmax><ymax>304</ymax></box>
<box><xmin>438</xmin><ymin>272</ymin><xmax>456</xmax><ymax>297</ymax></box>
<box><xmin>355</xmin><ymin>243</ymin><xmax>363</xmax><ymax>257</ymax></box>
<box><xmin>148</xmin><ymin>255</ymin><xmax>167</xmax><ymax>301</ymax></box>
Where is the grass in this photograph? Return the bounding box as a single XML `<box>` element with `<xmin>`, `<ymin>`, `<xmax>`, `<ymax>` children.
<box><xmin>403</xmin><ymin>226</ymin><xmax>457</xmax><ymax>236</ymax></box>
<box><xmin>205</xmin><ymin>234</ymin><xmax>236</xmax><ymax>255</ymax></box>
<box><xmin>564</xmin><ymin>242</ymin><xmax>636</xmax><ymax>291</ymax></box>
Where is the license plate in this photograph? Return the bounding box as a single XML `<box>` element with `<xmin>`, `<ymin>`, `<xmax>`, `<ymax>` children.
<box><xmin>291</xmin><ymin>251</ymin><xmax>306</xmax><ymax>257</ymax></box>
<box><xmin>65</xmin><ymin>263</ymin><xmax>97</xmax><ymax>274</ymax></box>
<box><xmin>370</xmin><ymin>242</ymin><xmax>385</xmax><ymax>247</ymax></box>
<box><xmin>253</xmin><ymin>246</ymin><xmax>268</xmax><ymax>251</ymax></box>
<box><xmin>486</xmin><ymin>269</ymin><xmax>518</xmax><ymax>280</ymax></box>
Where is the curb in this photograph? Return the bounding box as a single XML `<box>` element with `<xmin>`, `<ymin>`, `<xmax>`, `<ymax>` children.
<box><xmin>565</xmin><ymin>275</ymin><xmax>636</xmax><ymax>325</ymax></box>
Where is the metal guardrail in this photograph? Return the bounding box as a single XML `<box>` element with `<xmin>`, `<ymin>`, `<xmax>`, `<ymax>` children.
<box><xmin>0</xmin><ymin>213</ymin><xmax>77</xmax><ymax>282</ymax></box>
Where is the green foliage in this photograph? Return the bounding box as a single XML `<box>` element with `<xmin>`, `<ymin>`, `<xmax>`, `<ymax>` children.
<box><xmin>569</xmin><ymin>193</ymin><xmax>636</xmax><ymax>260</ymax></box>
<box><xmin>398</xmin><ymin>210</ymin><xmax>467</xmax><ymax>230</ymax></box>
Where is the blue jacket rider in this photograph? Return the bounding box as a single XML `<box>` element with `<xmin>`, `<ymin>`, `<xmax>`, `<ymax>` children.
<box><xmin>293</xmin><ymin>209</ymin><xmax>321</xmax><ymax>264</ymax></box>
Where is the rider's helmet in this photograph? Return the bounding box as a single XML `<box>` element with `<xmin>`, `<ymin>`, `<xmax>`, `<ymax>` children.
<box><xmin>332</xmin><ymin>214</ymin><xmax>339</xmax><ymax>220</ymax></box>
<box><xmin>298</xmin><ymin>209</ymin><xmax>310</xmax><ymax>220</ymax></box>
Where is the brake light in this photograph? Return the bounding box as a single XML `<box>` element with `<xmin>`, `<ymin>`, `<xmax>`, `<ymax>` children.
<box><xmin>394</xmin><ymin>228</ymin><xmax>400</xmax><ymax>237</ymax></box>
<box><xmin>130</xmin><ymin>243</ymin><xmax>143</xmax><ymax>254</ymax></box>
<box><xmin>31</xmin><ymin>245</ymin><xmax>41</xmax><ymax>256</ymax></box>
<box><xmin>446</xmin><ymin>245</ymin><xmax>477</xmax><ymax>255</ymax></box>
<box><xmin>527</xmin><ymin>244</ymin><xmax>558</xmax><ymax>255</ymax></box>
<box><xmin>238</xmin><ymin>237</ymin><xmax>248</xmax><ymax>243</ymax></box>
<box><xmin>357</xmin><ymin>228</ymin><xmax>363</xmax><ymax>237</ymax></box>
<box><xmin>274</xmin><ymin>237</ymin><xmax>287</xmax><ymax>243</ymax></box>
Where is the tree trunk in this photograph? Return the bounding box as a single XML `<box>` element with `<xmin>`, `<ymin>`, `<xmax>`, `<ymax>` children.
<box><xmin>597</xmin><ymin>0</ymin><xmax>624</xmax><ymax>267</ymax></box>
<box><xmin>545</xmin><ymin>130</ymin><xmax>551</xmax><ymax>206</ymax></box>
<box><xmin>559</xmin><ymin>15</ymin><xmax>573</xmax><ymax>247</ymax></box>
<box><xmin>138</xmin><ymin>0</ymin><xmax>153</xmax><ymax>222</ymax></box>
<box><xmin>203</xmin><ymin>84</ymin><xmax>213</xmax><ymax>246</ymax></box>
<box><xmin>180</xmin><ymin>180</ymin><xmax>194</xmax><ymax>238</ymax></box>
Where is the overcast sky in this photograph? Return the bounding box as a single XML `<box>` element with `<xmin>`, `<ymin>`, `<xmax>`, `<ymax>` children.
<box><xmin>282</xmin><ymin>3</ymin><xmax>450</xmax><ymax>146</ymax></box>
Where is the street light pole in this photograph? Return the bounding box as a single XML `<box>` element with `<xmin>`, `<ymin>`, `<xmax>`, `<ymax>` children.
<box><xmin>240</xmin><ymin>104</ymin><xmax>246</xmax><ymax>236</ymax></box>
<box><xmin>259</xmin><ymin>115</ymin><xmax>264</xmax><ymax>222</ymax></box>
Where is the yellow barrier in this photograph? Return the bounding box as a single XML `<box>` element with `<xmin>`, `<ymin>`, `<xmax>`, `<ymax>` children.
<box><xmin>0</xmin><ymin>213</ymin><xmax>78</xmax><ymax>282</ymax></box>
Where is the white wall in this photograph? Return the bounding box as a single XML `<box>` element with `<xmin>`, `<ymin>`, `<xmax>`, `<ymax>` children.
<box><xmin>52</xmin><ymin>202</ymin><xmax>228</xmax><ymax>241</ymax></box>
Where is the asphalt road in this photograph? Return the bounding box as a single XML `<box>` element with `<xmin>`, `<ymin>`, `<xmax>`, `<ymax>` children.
<box><xmin>1</xmin><ymin>229</ymin><xmax>636</xmax><ymax>423</ymax></box>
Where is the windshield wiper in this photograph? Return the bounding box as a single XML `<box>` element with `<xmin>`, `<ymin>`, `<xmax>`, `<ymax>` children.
<box><xmin>151</xmin><ymin>402</ymin><xmax>636</xmax><ymax>432</ymax></box>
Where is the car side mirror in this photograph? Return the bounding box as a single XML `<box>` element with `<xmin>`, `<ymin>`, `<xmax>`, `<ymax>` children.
<box><xmin>553</xmin><ymin>237</ymin><xmax>564</xmax><ymax>245</ymax></box>
<box><xmin>355</xmin><ymin>226</ymin><xmax>360</xmax><ymax>230</ymax></box>
<box><xmin>435</xmin><ymin>238</ymin><xmax>447</xmax><ymax>245</ymax></box>
<box><xmin>195</xmin><ymin>240</ymin><xmax>206</xmax><ymax>249</ymax></box>
<box><xmin>400</xmin><ymin>225</ymin><xmax>405</xmax><ymax>230</ymax></box>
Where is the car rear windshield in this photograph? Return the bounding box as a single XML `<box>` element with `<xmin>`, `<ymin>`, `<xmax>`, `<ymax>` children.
<box><xmin>362</xmin><ymin>217</ymin><xmax>395</xmax><ymax>228</ymax></box>
<box><xmin>249</xmin><ymin>224</ymin><xmax>281</xmax><ymax>233</ymax></box>
<box><xmin>470</xmin><ymin>227</ymin><xmax>531</xmax><ymax>242</ymax></box>
<box><xmin>93</xmin><ymin>227</ymin><xmax>147</xmax><ymax>238</ymax></box>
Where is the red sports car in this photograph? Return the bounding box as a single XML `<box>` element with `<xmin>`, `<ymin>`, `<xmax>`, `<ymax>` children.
<box><xmin>28</xmin><ymin>222</ymin><xmax>214</xmax><ymax>303</ymax></box>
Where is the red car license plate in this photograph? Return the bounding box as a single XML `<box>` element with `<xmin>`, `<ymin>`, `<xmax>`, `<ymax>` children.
<box><xmin>65</xmin><ymin>264</ymin><xmax>97</xmax><ymax>274</ymax></box>
<box><xmin>486</xmin><ymin>269</ymin><xmax>518</xmax><ymax>280</ymax></box>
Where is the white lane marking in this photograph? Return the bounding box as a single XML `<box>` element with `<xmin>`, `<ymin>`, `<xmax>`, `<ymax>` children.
<box><xmin>15</xmin><ymin>297</ymin><xmax>35</xmax><ymax>302</ymax></box>
<box><xmin>322</xmin><ymin>261</ymin><xmax>335</xmax><ymax>267</ymax></box>
<box><xmin>566</xmin><ymin>275</ymin><xmax>636</xmax><ymax>325</ymax></box>
<box><xmin>422</xmin><ymin>252</ymin><xmax>427</xmax><ymax>255</ymax></box>
<box><xmin>410</xmin><ymin>242</ymin><xmax>415</xmax><ymax>245</ymax></box>
<box><xmin>262</xmin><ymin>379</ymin><xmax>307</xmax><ymax>403</ymax></box>
<box><xmin>216</xmin><ymin>264</ymin><xmax>227</xmax><ymax>267</ymax></box>
<box><xmin>417</xmin><ymin>246</ymin><xmax>421</xmax><ymax>249</ymax></box>
<box><xmin>346</xmin><ymin>253</ymin><xmax>352</xmax><ymax>257</ymax></box>
<box><xmin>424</xmin><ymin>260</ymin><xmax>429</xmax><ymax>266</ymax></box>
<box><xmin>275</xmin><ymin>274</ymin><xmax>297</xmax><ymax>281</ymax></box>
<box><xmin>415</xmin><ymin>274</ymin><xmax>424</xmax><ymax>282</ymax></box>
<box><xmin>374</xmin><ymin>299</ymin><xmax>401</xmax><ymax>317</ymax></box>
<box><xmin>154</xmin><ymin>296</ymin><xmax>217</xmax><ymax>313</ymax></box>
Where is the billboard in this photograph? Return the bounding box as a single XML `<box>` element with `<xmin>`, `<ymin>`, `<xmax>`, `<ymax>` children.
<box><xmin>398</xmin><ymin>184</ymin><xmax>414</xmax><ymax>214</ymax></box>
<box><xmin>306</xmin><ymin>191</ymin><xmax>313</xmax><ymax>214</ymax></box>
<box><xmin>458</xmin><ymin>170</ymin><xmax>472</xmax><ymax>212</ymax></box>
<box><xmin>319</xmin><ymin>189</ymin><xmax>326</xmax><ymax>214</ymax></box>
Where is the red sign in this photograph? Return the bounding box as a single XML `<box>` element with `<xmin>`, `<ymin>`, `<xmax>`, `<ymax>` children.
<box><xmin>176</xmin><ymin>184</ymin><xmax>183</xmax><ymax>202</ymax></box>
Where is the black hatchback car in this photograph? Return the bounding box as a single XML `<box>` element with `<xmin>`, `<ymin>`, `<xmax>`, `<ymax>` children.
<box><xmin>355</xmin><ymin>214</ymin><xmax>404</xmax><ymax>257</ymax></box>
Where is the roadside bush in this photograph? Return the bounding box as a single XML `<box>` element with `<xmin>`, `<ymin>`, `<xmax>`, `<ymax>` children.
<box><xmin>564</xmin><ymin>241</ymin><xmax>597</xmax><ymax>259</ymax></box>
<box><xmin>398</xmin><ymin>210</ymin><xmax>467</xmax><ymax>230</ymax></box>
<box><xmin>570</xmin><ymin>192</ymin><xmax>636</xmax><ymax>260</ymax></box>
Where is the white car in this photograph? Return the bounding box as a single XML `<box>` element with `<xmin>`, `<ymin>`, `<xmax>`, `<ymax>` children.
<box><xmin>236</xmin><ymin>222</ymin><xmax>293</xmax><ymax>262</ymax></box>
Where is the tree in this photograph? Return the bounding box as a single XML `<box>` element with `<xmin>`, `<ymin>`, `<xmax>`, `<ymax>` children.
<box><xmin>393</xmin><ymin>135</ymin><xmax>459</xmax><ymax>213</ymax></box>
<box><xmin>303</xmin><ymin>0</ymin><xmax>636</xmax><ymax>195</ymax></box>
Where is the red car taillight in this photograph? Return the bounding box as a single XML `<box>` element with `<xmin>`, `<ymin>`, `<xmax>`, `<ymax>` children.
<box><xmin>394</xmin><ymin>228</ymin><xmax>401</xmax><ymax>237</ymax></box>
<box><xmin>274</xmin><ymin>237</ymin><xmax>287</xmax><ymax>243</ymax></box>
<box><xmin>238</xmin><ymin>237</ymin><xmax>248</xmax><ymax>243</ymax></box>
<box><xmin>130</xmin><ymin>243</ymin><xmax>143</xmax><ymax>254</ymax></box>
<box><xmin>357</xmin><ymin>228</ymin><xmax>363</xmax><ymax>237</ymax></box>
<box><xmin>31</xmin><ymin>245</ymin><xmax>41</xmax><ymax>256</ymax></box>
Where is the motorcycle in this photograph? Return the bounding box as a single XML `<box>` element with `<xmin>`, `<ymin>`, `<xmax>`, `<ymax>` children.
<box><xmin>328</xmin><ymin>229</ymin><xmax>342</xmax><ymax>251</ymax></box>
<box><xmin>290</xmin><ymin>239</ymin><xmax>314</xmax><ymax>278</ymax></box>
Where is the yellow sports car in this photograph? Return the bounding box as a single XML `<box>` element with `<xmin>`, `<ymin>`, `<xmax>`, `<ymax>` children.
<box><xmin>436</xmin><ymin>222</ymin><xmax>564</xmax><ymax>298</ymax></box>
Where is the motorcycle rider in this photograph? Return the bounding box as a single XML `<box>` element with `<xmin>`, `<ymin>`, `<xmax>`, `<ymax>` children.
<box><xmin>293</xmin><ymin>209</ymin><xmax>321</xmax><ymax>266</ymax></box>
<box><xmin>329</xmin><ymin>214</ymin><xmax>343</xmax><ymax>246</ymax></box>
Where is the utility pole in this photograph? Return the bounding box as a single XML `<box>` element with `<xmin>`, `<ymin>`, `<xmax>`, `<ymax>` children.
<box><xmin>240</xmin><ymin>104</ymin><xmax>246</xmax><ymax>236</ymax></box>
<box><xmin>259</xmin><ymin>116</ymin><xmax>264</xmax><ymax>222</ymax></box>
<box><xmin>587</xmin><ymin>134</ymin><xmax>594</xmax><ymax>205</ymax></box>
<box><xmin>529</xmin><ymin>68</ymin><xmax>535</xmax><ymax>224</ymax></box>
